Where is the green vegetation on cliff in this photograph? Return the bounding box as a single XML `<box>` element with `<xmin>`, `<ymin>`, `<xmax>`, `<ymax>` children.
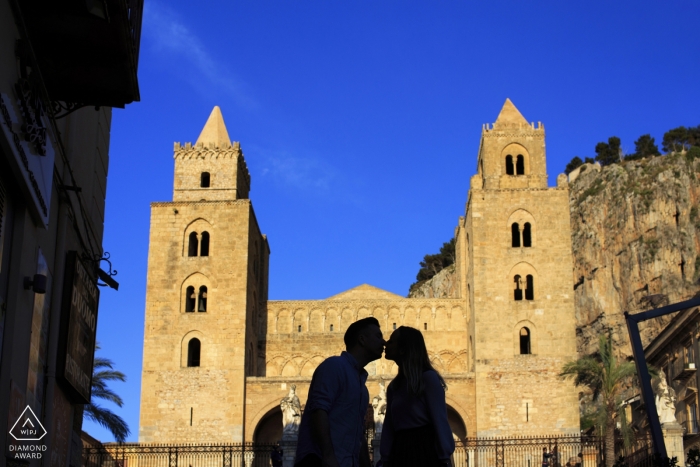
<box><xmin>565</xmin><ymin>125</ymin><xmax>700</xmax><ymax>171</ymax></box>
<box><xmin>408</xmin><ymin>238</ymin><xmax>455</xmax><ymax>296</ymax></box>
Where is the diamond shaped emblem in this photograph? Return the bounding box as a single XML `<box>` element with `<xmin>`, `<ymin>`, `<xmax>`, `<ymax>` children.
<box><xmin>9</xmin><ymin>406</ymin><xmax>47</xmax><ymax>441</ymax></box>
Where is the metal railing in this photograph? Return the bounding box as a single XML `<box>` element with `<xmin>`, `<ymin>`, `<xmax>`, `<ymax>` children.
<box><xmin>83</xmin><ymin>435</ymin><xmax>655</xmax><ymax>467</ymax></box>
<box><xmin>83</xmin><ymin>443</ymin><xmax>277</xmax><ymax>467</ymax></box>
<box><xmin>451</xmin><ymin>435</ymin><xmax>605</xmax><ymax>467</ymax></box>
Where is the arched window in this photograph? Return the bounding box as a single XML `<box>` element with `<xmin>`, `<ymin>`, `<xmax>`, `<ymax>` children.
<box><xmin>187</xmin><ymin>338</ymin><xmax>201</xmax><ymax>367</ymax></box>
<box><xmin>200</xmin><ymin>232</ymin><xmax>210</xmax><ymax>256</ymax></box>
<box><xmin>511</xmin><ymin>223</ymin><xmax>521</xmax><ymax>247</ymax></box>
<box><xmin>330</xmin><ymin>324</ymin><xmax>334</xmax><ymax>332</ymax></box>
<box><xmin>505</xmin><ymin>155</ymin><xmax>514</xmax><ymax>175</ymax></box>
<box><xmin>188</xmin><ymin>232</ymin><xmax>199</xmax><ymax>257</ymax></box>
<box><xmin>525</xmin><ymin>275</ymin><xmax>534</xmax><ymax>300</ymax></box>
<box><xmin>523</xmin><ymin>223</ymin><xmax>532</xmax><ymax>247</ymax></box>
<box><xmin>198</xmin><ymin>286</ymin><xmax>207</xmax><ymax>312</ymax></box>
<box><xmin>514</xmin><ymin>275</ymin><xmax>523</xmax><ymax>301</ymax></box>
<box><xmin>201</xmin><ymin>172</ymin><xmax>210</xmax><ymax>188</ymax></box>
<box><xmin>185</xmin><ymin>286</ymin><xmax>196</xmax><ymax>312</ymax></box>
<box><xmin>516</xmin><ymin>155</ymin><xmax>525</xmax><ymax>175</ymax></box>
<box><xmin>520</xmin><ymin>328</ymin><xmax>531</xmax><ymax>354</ymax></box>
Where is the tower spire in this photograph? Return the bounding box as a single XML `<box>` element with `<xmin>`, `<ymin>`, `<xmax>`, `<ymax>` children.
<box><xmin>195</xmin><ymin>106</ymin><xmax>231</xmax><ymax>147</ymax></box>
<box><xmin>493</xmin><ymin>98</ymin><xmax>528</xmax><ymax>128</ymax></box>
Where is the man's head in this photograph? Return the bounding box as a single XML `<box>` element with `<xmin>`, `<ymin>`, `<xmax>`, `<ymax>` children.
<box><xmin>344</xmin><ymin>317</ymin><xmax>384</xmax><ymax>363</ymax></box>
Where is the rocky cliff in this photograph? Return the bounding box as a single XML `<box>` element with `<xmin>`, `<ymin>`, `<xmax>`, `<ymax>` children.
<box><xmin>407</xmin><ymin>264</ymin><xmax>458</xmax><ymax>299</ymax></box>
<box><xmin>409</xmin><ymin>153</ymin><xmax>700</xmax><ymax>358</ymax></box>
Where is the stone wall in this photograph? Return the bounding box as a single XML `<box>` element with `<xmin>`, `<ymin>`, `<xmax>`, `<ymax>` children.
<box><xmin>244</xmin><ymin>375</ymin><xmax>477</xmax><ymax>442</ymax></box>
<box><xmin>263</xmin><ymin>298</ymin><xmax>469</xmax><ymax>377</ymax></box>
<box><xmin>463</xmin><ymin>103</ymin><xmax>580</xmax><ymax>436</ymax></box>
<box><xmin>140</xmin><ymin>199</ymin><xmax>267</xmax><ymax>443</ymax></box>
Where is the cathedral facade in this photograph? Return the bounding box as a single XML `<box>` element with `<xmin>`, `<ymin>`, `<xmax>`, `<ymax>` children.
<box><xmin>138</xmin><ymin>101</ymin><xmax>580</xmax><ymax>444</ymax></box>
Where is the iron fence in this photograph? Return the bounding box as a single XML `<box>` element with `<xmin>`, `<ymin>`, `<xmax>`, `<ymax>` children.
<box><xmin>83</xmin><ymin>435</ymin><xmax>655</xmax><ymax>467</ymax></box>
<box><xmin>450</xmin><ymin>434</ymin><xmax>657</xmax><ymax>467</ymax></box>
<box><xmin>450</xmin><ymin>435</ymin><xmax>604</xmax><ymax>467</ymax></box>
<box><xmin>83</xmin><ymin>443</ymin><xmax>277</xmax><ymax>467</ymax></box>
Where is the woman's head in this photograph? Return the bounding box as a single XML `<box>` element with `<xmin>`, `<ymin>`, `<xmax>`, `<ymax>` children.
<box><xmin>386</xmin><ymin>326</ymin><xmax>445</xmax><ymax>395</ymax></box>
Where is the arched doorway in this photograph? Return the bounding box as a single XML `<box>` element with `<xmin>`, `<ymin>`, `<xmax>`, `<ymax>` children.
<box><xmin>446</xmin><ymin>405</ymin><xmax>468</xmax><ymax>467</ymax></box>
<box><xmin>253</xmin><ymin>406</ymin><xmax>283</xmax><ymax>444</ymax></box>
<box><xmin>446</xmin><ymin>405</ymin><xmax>467</xmax><ymax>439</ymax></box>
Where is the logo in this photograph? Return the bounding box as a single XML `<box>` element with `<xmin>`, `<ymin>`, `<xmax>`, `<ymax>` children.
<box><xmin>9</xmin><ymin>405</ymin><xmax>47</xmax><ymax>441</ymax></box>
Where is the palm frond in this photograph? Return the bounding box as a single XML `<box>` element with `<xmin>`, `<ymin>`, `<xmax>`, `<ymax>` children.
<box><xmin>93</xmin><ymin>369</ymin><xmax>126</xmax><ymax>383</ymax></box>
<box><xmin>91</xmin><ymin>386</ymin><xmax>124</xmax><ymax>407</ymax></box>
<box><xmin>86</xmin><ymin>345</ymin><xmax>130</xmax><ymax>442</ymax></box>
<box><xmin>84</xmin><ymin>402</ymin><xmax>130</xmax><ymax>443</ymax></box>
<box><xmin>93</xmin><ymin>357</ymin><xmax>115</xmax><ymax>370</ymax></box>
<box><xmin>560</xmin><ymin>333</ymin><xmax>643</xmax><ymax>437</ymax></box>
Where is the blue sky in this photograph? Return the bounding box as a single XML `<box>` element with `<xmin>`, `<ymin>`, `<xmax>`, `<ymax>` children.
<box><xmin>86</xmin><ymin>1</ymin><xmax>700</xmax><ymax>441</ymax></box>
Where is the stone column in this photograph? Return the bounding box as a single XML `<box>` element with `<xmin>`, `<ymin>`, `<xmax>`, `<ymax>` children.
<box><xmin>662</xmin><ymin>421</ymin><xmax>685</xmax><ymax>467</ymax></box>
<box><xmin>280</xmin><ymin>439</ymin><xmax>297</xmax><ymax>467</ymax></box>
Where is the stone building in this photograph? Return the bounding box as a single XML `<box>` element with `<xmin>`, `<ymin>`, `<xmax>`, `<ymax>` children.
<box><xmin>631</xmin><ymin>304</ymin><xmax>700</xmax><ymax>459</ymax></box>
<box><xmin>0</xmin><ymin>0</ymin><xmax>142</xmax><ymax>465</ymax></box>
<box><xmin>139</xmin><ymin>100</ymin><xmax>580</xmax><ymax>445</ymax></box>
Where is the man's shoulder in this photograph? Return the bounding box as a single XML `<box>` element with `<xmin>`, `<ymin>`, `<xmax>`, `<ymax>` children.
<box><xmin>312</xmin><ymin>355</ymin><xmax>348</xmax><ymax>377</ymax></box>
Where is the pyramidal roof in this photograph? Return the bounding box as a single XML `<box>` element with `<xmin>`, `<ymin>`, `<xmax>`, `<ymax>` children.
<box><xmin>195</xmin><ymin>106</ymin><xmax>231</xmax><ymax>146</ymax></box>
<box><xmin>493</xmin><ymin>98</ymin><xmax>528</xmax><ymax>128</ymax></box>
<box><xmin>327</xmin><ymin>284</ymin><xmax>403</xmax><ymax>300</ymax></box>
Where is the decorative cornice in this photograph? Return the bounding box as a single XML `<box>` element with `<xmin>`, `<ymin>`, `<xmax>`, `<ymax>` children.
<box><xmin>173</xmin><ymin>141</ymin><xmax>243</xmax><ymax>159</ymax></box>
<box><xmin>482</xmin><ymin>131</ymin><xmax>545</xmax><ymax>139</ymax></box>
<box><xmin>151</xmin><ymin>199</ymin><xmax>251</xmax><ymax>207</ymax></box>
<box><xmin>468</xmin><ymin>188</ymin><xmax>565</xmax><ymax>195</ymax></box>
<box><xmin>267</xmin><ymin>298</ymin><xmax>465</xmax><ymax>307</ymax></box>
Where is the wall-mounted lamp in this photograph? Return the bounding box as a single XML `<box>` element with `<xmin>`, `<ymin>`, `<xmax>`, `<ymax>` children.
<box><xmin>24</xmin><ymin>274</ymin><xmax>47</xmax><ymax>294</ymax></box>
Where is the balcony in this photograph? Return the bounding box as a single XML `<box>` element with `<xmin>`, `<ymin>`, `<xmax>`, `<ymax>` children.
<box><xmin>673</xmin><ymin>362</ymin><xmax>697</xmax><ymax>382</ymax></box>
<box><xmin>14</xmin><ymin>0</ymin><xmax>142</xmax><ymax>108</ymax></box>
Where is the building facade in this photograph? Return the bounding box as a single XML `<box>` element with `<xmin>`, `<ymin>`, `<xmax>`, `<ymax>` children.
<box><xmin>0</xmin><ymin>1</ymin><xmax>141</xmax><ymax>466</ymax></box>
<box><xmin>139</xmin><ymin>100</ymin><xmax>580</xmax><ymax>445</ymax></box>
<box><xmin>638</xmin><ymin>305</ymin><xmax>700</xmax><ymax>455</ymax></box>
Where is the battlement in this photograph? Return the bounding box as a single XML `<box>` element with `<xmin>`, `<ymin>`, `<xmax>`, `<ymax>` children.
<box><xmin>481</xmin><ymin>121</ymin><xmax>544</xmax><ymax>133</ymax></box>
<box><xmin>173</xmin><ymin>142</ymin><xmax>250</xmax><ymax>187</ymax></box>
<box><xmin>172</xmin><ymin>107</ymin><xmax>251</xmax><ymax>201</ymax></box>
<box><xmin>174</xmin><ymin>140</ymin><xmax>241</xmax><ymax>153</ymax></box>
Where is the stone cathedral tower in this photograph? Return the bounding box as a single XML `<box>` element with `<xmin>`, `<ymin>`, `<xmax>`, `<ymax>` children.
<box><xmin>454</xmin><ymin>99</ymin><xmax>579</xmax><ymax>436</ymax></box>
<box><xmin>139</xmin><ymin>107</ymin><xmax>270</xmax><ymax>442</ymax></box>
<box><xmin>139</xmin><ymin>101</ymin><xmax>579</xmax><ymax>445</ymax></box>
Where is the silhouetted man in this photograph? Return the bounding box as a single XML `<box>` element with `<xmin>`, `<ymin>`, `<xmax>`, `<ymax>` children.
<box><xmin>295</xmin><ymin>317</ymin><xmax>385</xmax><ymax>467</ymax></box>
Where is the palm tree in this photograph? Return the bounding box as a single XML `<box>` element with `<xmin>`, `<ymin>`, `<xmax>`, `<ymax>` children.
<box><xmin>559</xmin><ymin>333</ymin><xmax>648</xmax><ymax>467</ymax></box>
<box><xmin>84</xmin><ymin>350</ymin><xmax>130</xmax><ymax>442</ymax></box>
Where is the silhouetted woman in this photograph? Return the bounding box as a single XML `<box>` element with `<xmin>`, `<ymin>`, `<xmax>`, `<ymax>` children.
<box><xmin>379</xmin><ymin>326</ymin><xmax>455</xmax><ymax>467</ymax></box>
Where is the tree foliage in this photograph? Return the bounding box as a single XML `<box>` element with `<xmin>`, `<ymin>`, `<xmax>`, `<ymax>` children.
<box><xmin>595</xmin><ymin>136</ymin><xmax>622</xmax><ymax>166</ymax></box>
<box><xmin>562</xmin><ymin>124</ymin><xmax>700</xmax><ymax>173</ymax></box>
<box><xmin>626</xmin><ymin>134</ymin><xmax>660</xmax><ymax>161</ymax></box>
<box><xmin>84</xmin><ymin>349</ymin><xmax>130</xmax><ymax>442</ymax></box>
<box><xmin>662</xmin><ymin>127</ymin><xmax>691</xmax><ymax>153</ymax></box>
<box><xmin>409</xmin><ymin>238</ymin><xmax>456</xmax><ymax>294</ymax></box>
<box><xmin>565</xmin><ymin>157</ymin><xmax>583</xmax><ymax>175</ymax></box>
<box><xmin>559</xmin><ymin>334</ymin><xmax>654</xmax><ymax>467</ymax></box>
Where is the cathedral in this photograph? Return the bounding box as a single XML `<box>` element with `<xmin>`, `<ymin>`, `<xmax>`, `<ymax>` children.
<box><xmin>138</xmin><ymin>100</ymin><xmax>580</xmax><ymax>444</ymax></box>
